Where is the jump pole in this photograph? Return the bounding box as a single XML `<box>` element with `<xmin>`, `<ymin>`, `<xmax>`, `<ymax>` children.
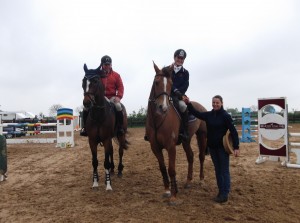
<box><xmin>286</xmin><ymin>132</ymin><xmax>300</xmax><ymax>168</ymax></box>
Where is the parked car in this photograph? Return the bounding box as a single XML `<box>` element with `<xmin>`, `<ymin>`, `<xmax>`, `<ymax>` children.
<box><xmin>3</xmin><ymin>126</ymin><xmax>26</xmax><ymax>139</ymax></box>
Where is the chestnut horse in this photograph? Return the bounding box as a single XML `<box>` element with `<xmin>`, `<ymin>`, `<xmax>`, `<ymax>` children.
<box><xmin>82</xmin><ymin>64</ymin><xmax>128</xmax><ymax>190</ymax></box>
<box><xmin>145</xmin><ymin>63</ymin><xmax>207</xmax><ymax>205</ymax></box>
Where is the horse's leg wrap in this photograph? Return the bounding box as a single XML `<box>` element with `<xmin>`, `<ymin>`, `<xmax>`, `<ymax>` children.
<box><xmin>105</xmin><ymin>171</ymin><xmax>111</xmax><ymax>185</ymax></box>
<box><xmin>93</xmin><ymin>172</ymin><xmax>99</xmax><ymax>182</ymax></box>
<box><xmin>105</xmin><ymin>169</ymin><xmax>112</xmax><ymax>190</ymax></box>
<box><xmin>92</xmin><ymin>157</ymin><xmax>99</xmax><ymax>187</ymax></box>
<box><xmin>104</xmin><ymin>152</ymin><xmax>112</xmax><ymax>190</ymax></box>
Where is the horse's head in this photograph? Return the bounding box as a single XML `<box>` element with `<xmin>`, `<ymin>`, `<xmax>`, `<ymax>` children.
<box><xmin>82</xmin><ymin>64</ymin><xmax>105</xmax><ymax>108</ymax></box>
<box><xmin>151</xmin><ymin>62</ymin><xmax>174</xmax><ymax>113</ymax></box>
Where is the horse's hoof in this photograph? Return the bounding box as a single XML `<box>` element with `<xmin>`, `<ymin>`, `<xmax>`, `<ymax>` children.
<box><xmin>117</xmin><ymin>172</ymin><xmax>123</xmax><ymax>178</ymax></box>
<box><xmin>162</xmin><ymin>191</ymin><xmax>171</xmax><ymax>198</ymax></box>
<box><xmin>168</xmin><ymin>199</ymin><xmax>183</xmax><ymax>206</ymax></box>
<box><xmin>199</xmin><ymin>179</ymin><xmax>206</xmax><ymax>186</ymax></box>
<box><xmin>168</xmin><ymin>201</ymin><xmax>176</xmax><ymax>206</ymax></box>
<box><xmin>184</xmin><ymin>183</ymin><xmax>192</xmax><ymax>189</ymax></box>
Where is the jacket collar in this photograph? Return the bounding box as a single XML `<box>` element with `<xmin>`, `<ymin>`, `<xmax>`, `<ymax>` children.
<box><xmin>212</xmin><ymin>106</ymin><xmax>224</xmax><ymax>114</ymax></box>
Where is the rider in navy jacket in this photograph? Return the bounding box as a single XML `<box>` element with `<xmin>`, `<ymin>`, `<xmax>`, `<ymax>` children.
<box><xmin>171</xmin><ymin>67</ymin><xmax>189</xmax><ymax>96</ymax></box>
<box><xmin>170</xmin><ymin>49</ymin><xmax>190</xmax><ymax>141</ymax></box>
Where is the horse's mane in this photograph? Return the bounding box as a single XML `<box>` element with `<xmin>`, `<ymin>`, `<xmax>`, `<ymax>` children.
<box><xmin>161</xmin><ymin>66</ymin><xmax>172</xmax><ymax>78</ymax></box>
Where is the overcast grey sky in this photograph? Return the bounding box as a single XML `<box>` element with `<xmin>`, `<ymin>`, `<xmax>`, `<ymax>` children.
<box><xmin>0</xmin><ymin>0</ymin><xmax>299</xmax><ymax>116</ymax></box>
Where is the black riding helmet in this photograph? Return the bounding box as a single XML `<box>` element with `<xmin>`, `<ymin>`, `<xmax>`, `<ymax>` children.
<box><xmin>101</xmin><ymin>55</ymin><xmax>112</xmax><ymax>65</ymax></box>
<box><xmin>174</xmin><ymin>49</ymin><xmax>187</xmax><ymax>59</ymax></box>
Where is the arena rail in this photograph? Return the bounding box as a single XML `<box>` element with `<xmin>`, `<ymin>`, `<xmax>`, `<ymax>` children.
<box><xmin>0</xmin><ymin>108</ymin><xmax>75</xmax><ymax>148</ymax></box>
<box><xmin>287</xmin><ymin>131</ymin><xmax>300</xmax><ymax>168</ymax></box>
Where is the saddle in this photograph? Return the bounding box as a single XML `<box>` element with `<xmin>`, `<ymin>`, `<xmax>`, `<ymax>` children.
<box><xmin>171</xmin><ymin>100</ymin><xmax>196</xmax><ymax>122</ymax></box>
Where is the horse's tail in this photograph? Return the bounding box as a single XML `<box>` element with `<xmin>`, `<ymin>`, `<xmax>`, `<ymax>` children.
<box><xmin>113</xmin><ymin>130</ymin><xmax>130</xmax><ymax>150</ymax></box>
<box><xmin>124</xmin><ymin>138</ymin><xmax>130</xmax><ymax>150</ymax></box>
<box><xmin>123</xmin><ymin>129</ymin><xmax>130</xmax><ymax>150</ymax></box>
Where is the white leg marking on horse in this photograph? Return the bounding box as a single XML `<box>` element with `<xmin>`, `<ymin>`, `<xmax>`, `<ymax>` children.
<box><xmin>105</xmin><ymin>169</ymin><xmax>112</xmax><ymax>191</ymax></box>
<box><xmin>92</xmin><ymin>179</ymin><xmax>99</xmax><ymax>188</ymax></box>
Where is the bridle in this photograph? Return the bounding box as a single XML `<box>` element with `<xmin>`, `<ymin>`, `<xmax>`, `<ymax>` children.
<box><xmin>83</xmin><ymin>75</ymin><xmax>105</xmax><ymax>110</ymax></box>
<box><xmin>148</xmin><ymin>74</ymin><xmax>172</xmax><ymax>105</ymax></box>
<box><xmin>148</xmin><ymin>73</ymin><xmax>173</xmax><ymax>133</ymax></box>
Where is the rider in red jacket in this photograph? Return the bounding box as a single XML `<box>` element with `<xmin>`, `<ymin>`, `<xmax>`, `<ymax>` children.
<box><xmin>100</xmin><ymin>67</ymin><xmax>124</xmax><ymax>100</ymax></box>
<box><xmin>80</xmin><ymin>55</ymin><xmax>125</xmax><ymax>136</ymax></box>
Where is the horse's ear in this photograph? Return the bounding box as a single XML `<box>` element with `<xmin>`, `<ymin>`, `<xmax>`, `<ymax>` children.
<box><xmin>84</xmin><ymin>64</ymin><xmax>87</xmax><ymax>72</ymax></box>
<box><xmin>153</xmin><ymin>61</ymin><xmax>160</xmax><ymax>73</ymax></box>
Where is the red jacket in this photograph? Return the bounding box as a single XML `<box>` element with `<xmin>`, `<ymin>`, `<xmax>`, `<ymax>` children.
<box><xmin>100</xmin><ymin>70</ymin><xmax>124</xmax><ymax>99</ymax></box>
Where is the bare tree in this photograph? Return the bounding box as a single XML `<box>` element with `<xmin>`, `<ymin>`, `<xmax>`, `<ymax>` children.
<box><xmin>38</xmin><ymin>112</ymin><xmax>44</xmax><ymax>119</ymax></box>
<box><xmin>49</xmin><ymin>104</ymin><xmax>63</xmax><ymax>117</ymax></box>
<box><xmin>225</xmin><ymin>107</ymin><xmax>239</xmax><ymax>115</ymax></box>
<box><xmin>75</xmin><ymin>105</ymin><xmax>84</xmax><ymax>115</ymax></box>
<box><xmin>250</xmin><ymin>105</ymin><xmax>258</xmax><ymax>112</ymax></box>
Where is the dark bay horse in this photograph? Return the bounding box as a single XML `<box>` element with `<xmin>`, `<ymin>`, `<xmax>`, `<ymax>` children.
<box><xmin>145</xmin><ymin>62</ymin><xmax>207</xmax><ymax>205</ymax></box>
<box><xmin>82</xmin><ymin>64</ymin><xmax>128</xmax><ymax>190</ymax></box>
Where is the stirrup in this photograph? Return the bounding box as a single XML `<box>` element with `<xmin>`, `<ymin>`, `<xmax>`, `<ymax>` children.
<box><xmin>80</xmin><ymin>128</ymin><xmax>88</xmax><ymax>137</ymax></box>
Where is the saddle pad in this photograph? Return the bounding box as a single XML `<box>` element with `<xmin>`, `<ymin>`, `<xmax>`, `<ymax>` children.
<box><xmin>188</xmin><ymin>114</ymin><xmax>197</xmax><ymax>122</ymax></box>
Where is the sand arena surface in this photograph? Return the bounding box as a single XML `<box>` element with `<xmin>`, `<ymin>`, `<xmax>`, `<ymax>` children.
<box><xmin>1</xmin><ymin>125</ymin><xmax>300</xmax><ymax>223</ymax></box>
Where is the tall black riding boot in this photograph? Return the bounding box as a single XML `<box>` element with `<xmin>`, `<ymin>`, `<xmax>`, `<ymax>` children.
<box><xmin>80</xmin><ymin>109</ymin><xmax>89</xmax><ymax>137</ymax></box>
<box><xmin>116</xmin><ymin>110</ymin><xmax>125</xmax><ymax>136</ymax></box>
<box><xmin>179</xmin><ymin>110</ymin><xmax>189</xmax><ymax>141</ymax></box>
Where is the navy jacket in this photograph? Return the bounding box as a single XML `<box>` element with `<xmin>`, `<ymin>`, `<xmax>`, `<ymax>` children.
<box><xmin>187</xmin><ymin>103</ymin><xmax>239</xmax><ymax>150</ymax></box>
<box><xmin>171</xmin><ymin>67</ymin><xmax>189</xmax><ymax>95</ymax></box>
